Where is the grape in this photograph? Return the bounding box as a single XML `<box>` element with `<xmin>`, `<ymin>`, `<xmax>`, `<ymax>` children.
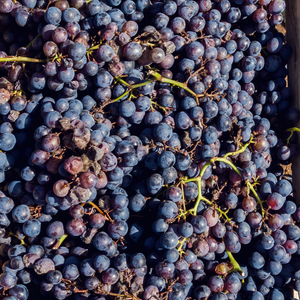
<box><xmin>102</xmin><ymin>268</ymin><xmax>119</xmax><ymax>284</ymax></box>
<box><xmin>269</xmin><ymin>0</ymin><xmax>285</xmax><ymax>14</ymax></box>
<box><xmin>0</xmin><ymin>197</ymin><xmax>14</xmax><ymax>214</ymax></box>
<box><xmin>62</xmin><ymin>264</ymin><xmax>80</xmax><ymax>280</ymax></box>
<box><xmin>63</xmin><ymin>156</ymin><xmax>83</xmax><ymax>175</ymax></box>
<box><xmin>267</xmin><ymin>37</ymin><xmax>283</xmax><ymax>53</ymax></box>
<box><xmin>202</xmin><ymin>126</ymin><xmax>218</xmax><ymax>144</ymax></box>
<box><xmin>66</xmin><ymin>218</ymin><xmax>86</xmax><ymax>236</ymax></box>
<box><xmin>267</xmin><ymin>192</ymin><xmax>285</xmax><ymax>210</ymax></box>
<box><xmin>208</xmin><ymin>276</ymin><xmax>224</xmax><ymax>292</ymax></box>
<box><xmin>224</xmin><ymin>274</ymin><xmax>241</xmax><ymax>293</ymax></box>
<box><xmin>63</xmin><ymin>7</ymin><xmax>80</xmax><ymax>22</ymax></box>
<box><xmin>0</xmin><ymin>0</ymin><xmax>13</xmax><ymax>13</ymax></box>
<box><xmin>225</xmin><ymin>193</ymin><xmax>238</xmax><ymax>209</ymax></box>
<box><xmin>0</xmin><ymin>273</ymin><xmax>17</xmax><ymax>289</ymax></box>
<box><xmin>44</xmin><ymin>7</ymin><xmax>62</xmax><ymax>25</ymax></box>
<box><xmin>158</xmin><ymin>151</ymin><xmax>176</xmax><ymax>169</ymax></box>
<box><xmin>91</xmin><ymin>255</ymin><xmax>110</xmax><ymax>273</ymax></box>
<box><xmin>123</xmin><ymin>42</ymin><xmax>143</xmax><ymax>61</ymax></box>
<box><xmin>46</xmin><ymin>221</ymin><xmax>64</xmax><ymax>239</ymax></box>
<box><xmin>52</xmin><ymin>27</ymin><xmax>68</xmax><ymax>44</ymax></box>
<box><xmin>7</xmin><ymin>284</ymin><xmax>28</xmax><ymax>300</ymax></box>
<box><xmin>121</xmin><ymin>0</ymin><xmax>136</xmax><ymax>14</ymax></box>
<box><xmin>249</xmin><ymin>252</ymin><xmax>265</xmax><ymax>269</ymax></box>
<box><xmin>34</xmin><ymin>258</ymin><xmax>55</xmax><ymax>275</ymax></box>
<box><xmin>68</xmin><ymin>43</ymin><xmax>86</xmax><ymax>62</ymax></box>
<box><xmin>46</xmin><ymin>270</ymin><xmax>62</xmax><ymax>285</ymax></box>
<box><xmin>149</xmin><ymin>48</ymin><xmax>165</xmax><ymax>64</ymax></box>
<box><xmin>269</xmin><ymin>245</ymin><xmax>286</xmax><ymax>262</ymax></box>
<box><xmin>217</xmin><ymin>115</ymin><xmax>231</xmax><ymax>132</ymax></box>
<box><xmin>227</xmin><ymin>7</ymin><xmax>241</xmax><ymax>23</ymax></box>
<box><xmin>274</xmin><ymin>179</ymin><xmax>292</xmax><ymax>197</ymax></box>
<box><xmin>203</xmin><ymin>208</ymin><xmax>219</xmax><ymax>227</ymax></box>
<box><xmin>282</xmin><ymin>201</ymin><xmax>296</xmax><ymax>214</ymax></box>
<box><xmin>107</xmin><ymin>220</ymin><xmax>128</xmax><ymax>239</ymax></box>
<box><xmin>22</xmin><ymin>219</ymin><xmax>41</xmax><ymax>237</ymax></box>
<box><xmin>12</xmin><ymin>205</ymin><xmax>30</xmax><ymax>223</ymax></box>
<box><xmin>186</xmin><ymin>41</ymin><xmax>204</xmax><ymax>60</ymax></box>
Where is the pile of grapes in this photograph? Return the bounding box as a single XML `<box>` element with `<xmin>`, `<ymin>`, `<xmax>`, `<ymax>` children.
<box><xmin>0</xmin><ymin>0</ymin><xmax>299</xmax><ymax>299</ymax></box>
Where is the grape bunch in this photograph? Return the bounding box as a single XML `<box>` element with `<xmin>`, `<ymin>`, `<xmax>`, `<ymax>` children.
<box><xmin>0</xmin><ymin>0</ymin><xmax>299</xmax><ymax>300</ymax></box>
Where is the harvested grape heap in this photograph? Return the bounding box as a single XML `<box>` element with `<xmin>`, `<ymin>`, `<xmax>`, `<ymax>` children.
<box><xmin>0</xmin><ymin>0</ymin><xmax>299</xmax><ymax>299</ymax></box>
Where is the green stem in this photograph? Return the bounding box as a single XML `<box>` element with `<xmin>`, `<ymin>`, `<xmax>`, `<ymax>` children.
<box><xmin>183</xmin><ymin>177</ymin><xmax>202</xmax><ymax>216</ymax></box>
<box><xmin>214</xmin><ymin>158</ymin><xmax>265</xmax><ymax>217</ymax></box>
<box><xmin>0</xmin><ymin>56</ymin><xmax>47</xmax><ymax>63</ymax></box>
<box><xmin>184</xmin><ymin>175</ymin><xmax>230</xmax><ymax>220</ymax></box>
<box><xmin>214</xmin><ymin>157</ymin><xmax>241</xmax><ymax>176</ymax></box>
<box><xmin>115</xmin><ymin>76</ymin><xmax>131</xmax><ymax>88</ymax></box>
<box><xmin>57</xmin><ymin>233</ymin><xmax>68</xmax><ymax>248</ymax></box>
<box><xmin>177</xmin><ymin>237</ymin><xmax>188</xmax><ymax>255</ymax></box>
<box><xmin>182</xmin><ymin>135</ymin><xmax>265</xmax><ymax>219</ymax></box>
<box><xmin>111</xmin><ymin>70</ymin><xmax>207</xmax><ymax>105</ymax></box>
<box><xmin>148</xmin><ymin>70</ymin><xmax>201</xmax><ymax>99</ymax></box>
<box><xmin>226</xmin><ymin>250</ymin><xmax>244</xmax><ymax>275</ymax></box>
<box><xmin>26</xmin><ymin>34</ymin><xmax>40</xmax><ymax>49</ymax></box>
<box><xmin>201</xmin><ymin>197</ymin><xmax>231</xmax><ymax>222</ymax></box>
<box><xmin>151</xmin><ymin>100</ymin><xmax>167</xmax><ymax>112</ymax></box>
<box><xmin>8</xmin><ymin>231</ymin><xmax>28</xmax><ymax>246</ymax></box>
<box><xmin>111</xmin><ymin>89</ymin><xmax>131</xmax><ymax>103</ymax></box>
<box><xmin>184</xmin><ymin>160</ymin><xmax>211</xmax><ymax>184</ymax></box>
<box><xmin>110</xmin><ymin>79</ymin><xmax>155</xmax><ymax>103</ymax></box>
<box><xmin>286</xmin><ymin>127</ymin><xmax>300</xmax><ymax>144</ymax></box>
<box><xmin>20</xmin><ymin>237</ymin><xmax>28</xmax><ymax>247</ymax></box>
<box><xmin>87</xmin><ymin>43</ymin><xmax>102</xmax><ymax>52</ymax></box>
<box><xmin>223</xmin><ymin>135</ymin><xmax>254</xmax><ymax>159</ymax></box>
<box><xmin>132</xmin><ymin>79</ymin><xmax>155</xmax><ymax>89</ymax></box>
<box><xmin>246</xmin><ymin>181</ymin><xmax>265</xmax><ymax>218</ymax></box>
<box><xmin>193</xmin><ymin>178</ymin><xmax>203</xmax><ymax>215</ymax></box>
<box><xmin>185</xmin><ymin>168</ymin><xmax>224</xmax><ymax>217</ymax></box>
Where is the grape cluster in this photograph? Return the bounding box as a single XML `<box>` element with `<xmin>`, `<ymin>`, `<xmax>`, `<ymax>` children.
<box><xmin>0</xmin><ymin>0</ymin><xmax>299</xmax><ymax>300</ymax></box>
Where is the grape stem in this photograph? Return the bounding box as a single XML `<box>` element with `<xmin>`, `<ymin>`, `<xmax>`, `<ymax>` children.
<box><xmin>285</xmin><ymin>127</ymin><xmax>300</xmax><ymax>144</ymax></box>
<box><xmin>180</xmin><ymin>182</ymin><xmax>187</xmax><ymax>217</ymax></box>
<box><xmin>53</xmin><ymin>233</ymin><xmax>69</xmax><ymax>250</ymax></box>
<box><xmin>26</xmin><ymin>34</ymin><xmax>40</xmax><ymax>49</ymax></box>
<box><xmin>246</xmin><ymin>180</ymin><xmax>265</xmax><ymax>218</ymax></box>
<box><xmin>0</xmin><ymin>56</ymin><xmax>47</xmax><ymax>63</ymax></box>
<box><xmin>95</xmin><ymin>289</ymin><xmax>141</xmax><ymax>300</ymax></box>
<box><xmin>214</xmin><ymin>158</ymin><xmax>265</xmax><ymax>218</ymax></box>
<box><xmin>88</xmin><ymin>201</ymin><xmax>113</xmax><ymax>222</ymax></box>
<box><xmin>151</xmin><ymin>100</ymin><xmax>168</xmax><ymax>113</ymax></box>
<box><xmin>109</xmin><ymin>70</ymin><xmax>207</xmax><ymax>106</ymax></box>
<box><xmin>182</xmin><ymin>135</ymin><xmax>265</xmax><ymax>218</ymax></box>
<box><xmin>19</xmin><ymin>236</ymin><xmax>28</xmax><ymax>247</ymax></box>
<box><xmin>115</xmin><ymin>76</ymin><xmax>131</xmax><ymax>88</ymax></box>
<box><xmin>109</xmin><ymin>79</ymin><xmax>155</xmax><ymax>104</ymax></box>
<box><xmin>223</xmin><ymin>135</ymin><xmax>255</xmax><ymax>159</ymax></box>
<box><xmin>201</xmin><ymin>195</ymin><xmax>231</xmax><ymax>222</ymax></box>
<box><xmin>148</xmin><ymin>70</ymin><xmax>203</xmax><ymax>100</ymax></box>
<box><xmin>8</xmin><ymin>230</ymin><xmax>28</xmax><ymax>247</ymax></box>
<box><xmin>226</xmin><ymin>250</ymin><xmax>244</xmax><ymax>275</ymax></box>
<box><xmin>176</xmin><ymin>237</ymin><xmax>189</xmax><ymax>256</ymax></box>
<box><xmin>87</xmin><ymin>43</ymin><xmax>103</xmax><ymax>55</ymax></box>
